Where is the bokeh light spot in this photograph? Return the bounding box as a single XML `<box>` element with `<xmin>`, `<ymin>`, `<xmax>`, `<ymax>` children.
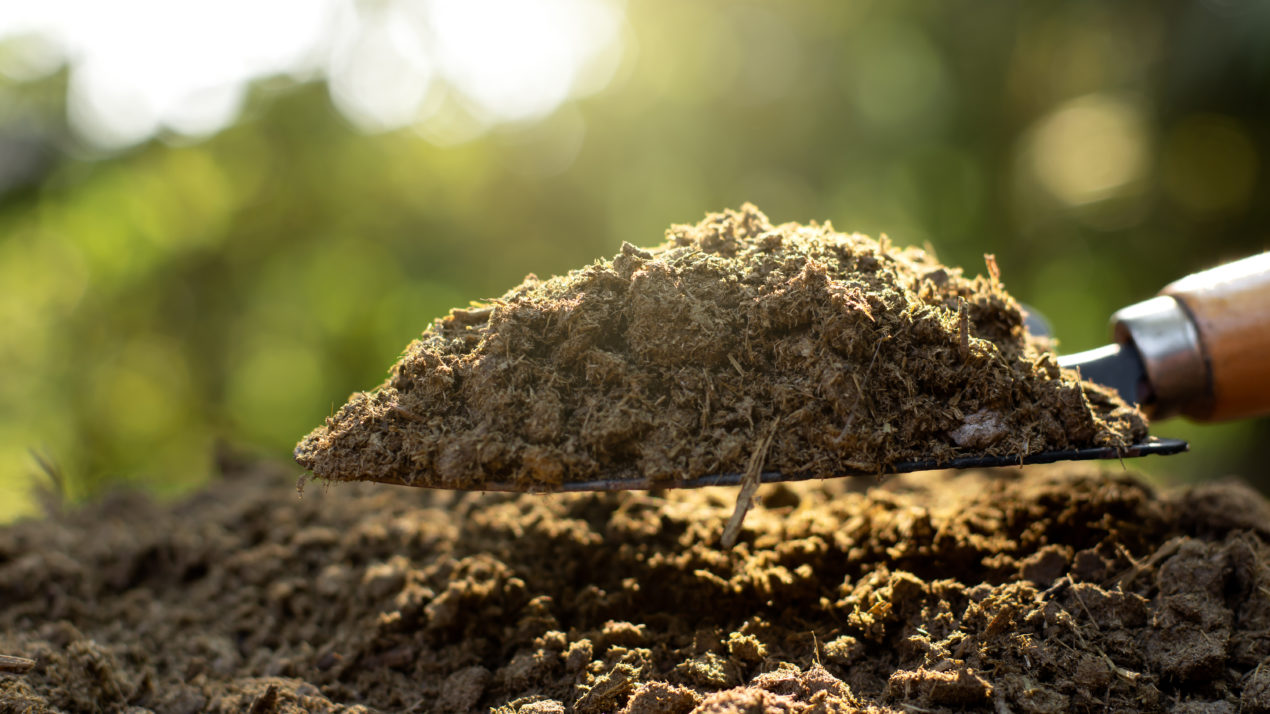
<box><xmin>1025</xmin><ymin>93</ymin><xmax>1149</xmax><ymax>207</ymax></box>
<box><xmin>0</xmin><ymin>32</ymin><xmax>64</xmax><ymax>81</ymax></box>
<box><xmin>421</xmin><ymin>0</ymin><xmax>623</xmax><ymax>124</ymax></box>
<box><xmin>0</xmin><ymin>0</ymin><xmax>624</xmax><ymax>147</ymax></box>
<box><xmin>328</xmin><ymin>3</ymin><xmax>439</xmax><ymax>133</ymax></box>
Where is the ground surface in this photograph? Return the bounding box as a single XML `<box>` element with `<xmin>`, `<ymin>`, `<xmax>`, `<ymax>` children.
<box><xmin>3</xmin><ymin>460</ymin><xmax>1270</xmax><ymax>713</ymax></box>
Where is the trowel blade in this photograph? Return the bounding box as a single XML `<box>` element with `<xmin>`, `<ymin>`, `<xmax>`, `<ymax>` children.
<box><xmin>1057</xmin><ymin>342</ymin><xmax>1149</xmax><ymax>406</ymax></box>
<box><xmin>385</xmin><ymin>437</ymin><xmax>1188</xmax><ymax>492</ymax></box>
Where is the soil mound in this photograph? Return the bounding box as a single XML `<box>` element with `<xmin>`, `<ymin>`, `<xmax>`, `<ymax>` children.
<box><xmin>295</xmin><ymin>205</ymin><xmax>1145</xmax><ymax>490</ymax></box>
<box><xmin>4</xmin><ymin>462</ymin><xmax>1270</xmax><ymax>713</ymax></box>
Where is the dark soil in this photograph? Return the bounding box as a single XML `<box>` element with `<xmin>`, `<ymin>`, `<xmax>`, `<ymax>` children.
<box><xmin>295</xmin><ymin>205</ymin><xmax>1146</xmax><ymax>490</ymax></box>
<box><xmin>4</xmin><ymin>460</ymin><xmax>1270</xmax><ymax>713</ymax></box>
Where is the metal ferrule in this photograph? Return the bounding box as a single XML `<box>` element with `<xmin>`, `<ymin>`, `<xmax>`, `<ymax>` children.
<box><xmin>1112</xmin><ymin>296</ymin><xmax>1209</xmax><ymax>419</ymax></box>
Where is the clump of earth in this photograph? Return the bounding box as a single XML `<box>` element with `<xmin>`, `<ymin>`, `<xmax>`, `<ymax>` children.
<box><xmin>4</xmin><ymin>459</ymin><xmax>1270</xmax><ymax>713</ymax></box>
<box><xmin>295</xmin><ymin>205</ymin><xmax>1146</xmax><ymax>490</ymax></box>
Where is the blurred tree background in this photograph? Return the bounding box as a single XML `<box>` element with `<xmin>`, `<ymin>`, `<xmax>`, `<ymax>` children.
<box><xmin>0</xmin><ymin>0</ymin><xmax>1267</xmax><ymax>520</ymax></box>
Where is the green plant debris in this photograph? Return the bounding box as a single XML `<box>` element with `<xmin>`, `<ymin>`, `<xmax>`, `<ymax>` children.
<box><xmin>294</xmin><ymin>204</ymin><xmax>1146</xmax><ymax>489</ymax></box>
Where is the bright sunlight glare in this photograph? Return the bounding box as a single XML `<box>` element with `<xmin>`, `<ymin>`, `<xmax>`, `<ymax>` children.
<box><xmin>422</xmin><ymin>0</ymin><xmax>623</xmax><ymax>123</ymax></box>
<box><xmin>0</xmin><ymin>0</ymin><xmax>625</xmax><ymax>149</ymax></box>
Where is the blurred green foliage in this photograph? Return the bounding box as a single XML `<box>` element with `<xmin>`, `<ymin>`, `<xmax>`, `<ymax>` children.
<box><xmin>1</xmin><ymin>1</ymin><xmax>1268</xmax><ymax>519</ymax></box>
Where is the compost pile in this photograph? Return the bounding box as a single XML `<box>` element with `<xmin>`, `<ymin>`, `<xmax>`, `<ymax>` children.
<box><xmin>295</xmin><ymin>205</ymin><xmax>1145</xmax><ymax>490</ymax></box>
<box><xmin>4</xmin><ymin>460</ymin><xmax>1270</xmax><ymax>713</ymax></box>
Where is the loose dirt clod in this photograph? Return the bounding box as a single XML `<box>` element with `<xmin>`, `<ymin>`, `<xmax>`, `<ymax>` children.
<box><xmin>3</xmin><ymin>461</ymin><xmax>1270</xmax><ymax>713</ymax></box>
<box><xmin>295</xmin><ymin>205</ymin><xmax>1146</xmax><ymax>490</ymax></box>
<box><xmin>719</xmin><ymin>420</ymin><xmax>780</xmax><ymax>548</ymax></box>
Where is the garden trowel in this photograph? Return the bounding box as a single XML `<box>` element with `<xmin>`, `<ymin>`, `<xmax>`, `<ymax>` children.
<box><xmin>1058</xmin><ymin>252</ymin><xmax>1270</xmax><ymax>422</ymax></box>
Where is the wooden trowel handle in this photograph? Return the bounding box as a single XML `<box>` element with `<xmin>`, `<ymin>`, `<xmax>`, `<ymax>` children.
<box><xmin>1160</xmin><ymin>252</ymin><xmax>1270</xmax><ymax>421</ymax></box>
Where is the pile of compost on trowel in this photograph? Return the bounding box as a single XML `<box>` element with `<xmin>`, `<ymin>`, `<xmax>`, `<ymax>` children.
<box><xmin>295</xmin><ymin>204</ymin><xmax>1146</xmax><ymax>490</ymax></box>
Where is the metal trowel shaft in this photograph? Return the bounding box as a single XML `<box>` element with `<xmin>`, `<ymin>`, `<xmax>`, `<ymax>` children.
<box><xmin>1059</xmin><ymin>252</ymin><xmax>1270</xmax><ymax>421</ymax></box>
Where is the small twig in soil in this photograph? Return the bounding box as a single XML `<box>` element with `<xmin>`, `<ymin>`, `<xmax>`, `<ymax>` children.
<box><xmin>720</xmin><ymin>420</ymin><xmax>781</xmax><ymax>548</ymax></box>
<box><xmin>1055</xmin><ymin>590</ymin><xmax>1143</xmax><ymax>683</ymax></box>
<box><xmin>0</xmin><ymin>654</ymin><xmax>36</xmax><ymax>674</ymax></box>
<box><xmin>958</xmin><ymin>298</ymin><xmax>970</xmax><ymax>358</ymax></box>
<box><xmin>1109</xmin><ymin>536</ymin><xmax>1184</xmax><ymax>590</ymax></box>
<box><xmin>1069</xmin><ymin>587</ymin><xmax>1100</xmax><ymax>627</ymax></box>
